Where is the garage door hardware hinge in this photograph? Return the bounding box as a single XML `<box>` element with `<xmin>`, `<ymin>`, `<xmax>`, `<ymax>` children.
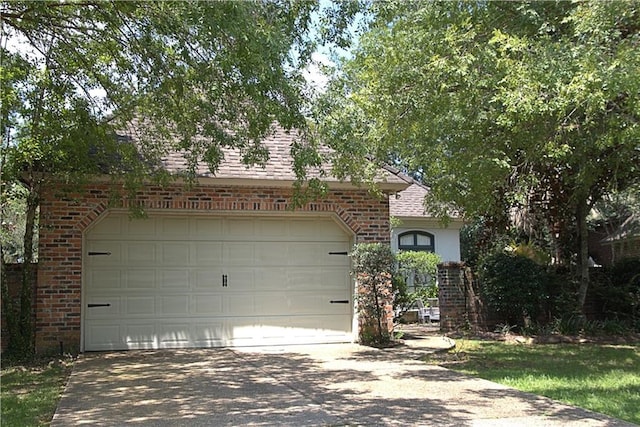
<box><xmin>88</xmin><ymin>303</ymin><xmax>111</xmax><ymax>308</ymax></box>
<box><xmin>88</xmin><ymin>251</ymin><xmax>112</xmax><ymax>256</ymax></box>
<box><xmin>222</xmin><ymin>274</ymin><xmax>228</xmax><ymax>287</ymax></box>
<box><xmin>330</xmin><ymin>300</ymin><xmax>349</xmax><ymax>304</ymax></box>
<box><xmin>328</xmin><ymin>251</ymin><xmax>348</xmax><ymax>256</ymax></box>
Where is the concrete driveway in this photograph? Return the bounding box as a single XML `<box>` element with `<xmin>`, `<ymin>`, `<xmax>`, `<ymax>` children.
<box><xmin>52</xmin><ymin>336</ymin><xmax>633</xmax><ymax>427</ymax></box>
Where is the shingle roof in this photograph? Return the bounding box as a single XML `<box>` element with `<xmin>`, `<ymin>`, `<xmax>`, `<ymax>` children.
<box><xmin>160</xmin><ymin>127</ymin><xmax>300</xmax><ymax>181</ymax></box>
<box><xmin>121</xmin><ymin>124</ymin><xmax>409</xmax><ymax>190</ymax></box>
<box><xmin>390</xmin><ymin>181</ymin><xmax>431</xmax><ymax>218</ymax></box>
<box><xmin>389</xmin><ymin>180</ymin><xmax>461</xmax><ymax>219</ymax></box>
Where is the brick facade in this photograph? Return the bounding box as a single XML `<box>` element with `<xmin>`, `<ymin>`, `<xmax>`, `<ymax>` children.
<box><xmin>36</xmin><ymin>183</ymin><xmax>391</xmax><ymax>353</ymax></box>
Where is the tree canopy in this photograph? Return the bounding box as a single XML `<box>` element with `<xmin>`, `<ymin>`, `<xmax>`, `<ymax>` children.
<box><xmin>314</xmin><ymin>1</ymin><xmax>640</xmax><ymax>312</ymax></box>
<box><xmin>1</xmin><ymin>1</ymin><xmax>324</xmax><ymax>184</ymax></box>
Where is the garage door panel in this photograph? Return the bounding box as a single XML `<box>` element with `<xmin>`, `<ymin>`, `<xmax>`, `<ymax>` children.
<box><xmin>225</xmin><ymin>242</ymin><xmax>254</xmax><ymax>265</ymax></box>
<box><xmin>287</xmin><ymin>294</ymin><xmax>352</xmax><ymax>315</ymax></box>
<box><xmin>125</xmin><ymin>217</ymin><xmax>156</xmax><ymax>238</ymax></box>
<box><xmin>86</xmin><ymin>242</ymin><xmax>122</xmax><ymax>265</ymax></box>
<box><xmin>85</xmin><ymin>214</ymin><xmax>354</xmax><ymax>351</ymax></box>
<box><xmin>161</xmin><ymin>218</ymin><xmax>190</xmax><ymax>236</ymax></box>
<box><xmin>255</xmin><ymin>218</ymin><xmax>287</xmax><ymax>238</ymax></box>
<box><xmin>194</xmin><ymin>218</ymin><xmax>223</xmax><ymax>238</ymax></box>
<box><xmin>290</xmin><ymin>219</ymin><xmax>349</xmax><ymax>241</ymax></box>
<box><xmin>194</xmin><ymin>242</ymin><xmax>223</xmax><ymax>264</ymax></box>
<box><xmin>160</xmin><ymin>295</ymin><xmax>190</xmax><ymax>315</ymax></box>
<box><xmin>85</xmin><ymin>324</ymin><xmax>122</xmax><ymax>350</ymax></box>
<box><xmin>125</xmin><ymin>296</ymin><xmax>156</xmax><ymax>316</ymax></box>
<box><xmin>124</xmin><ymin>323</ymin><xmax>156</xmax><ymax>348</ymax></box>
<box><xmin>125</xmin><ymin>242</ymin><xmax>157</xmax><ymax>265</ymax></box>
<box><xmin>90</xmin><ymin>215</ymin><xmax>123</xmax><ymax>235</ymax></box>
<box><xmin>124</xmin><ymin>270</ymin><xmax>157</xmax><ymax>290</ymax></box>
<box><xmin>279</xmin><ymin>268</ymin><xmax>348</xmax><ymax>289</ymax></box>
<box><xmin>288</xmin><ymin>243</ymin><xmax>350</xmax><ymax>266</ymax></box>
<box><xmin>89</xmin><ymin>269</ymin><xmax>122</xmax><ymax>290</ymax></box>
<box><xmin>162</xmin><ymin>243</ymin><xmax>190</xmax><ymax>265</ymax></box>
<box><xmin>259</xmin><ymin>268</ymin><xmax>291</xmax><ymax>290</ymax></box>
<box><xmin>254</xmin><ymin>242</ymin><xmax>288</xmax><ymax>266</ymax></box>
<box><xmin>224</xmin><ymin>270</ymin><xmax>255</xmax><ymax>291</ymax></box>
<box><xmin>193</xmin><ymin>269</ymin><xmax>223</xmax><ymax>289</ymax></box>
<box><xmin>226</xmin><ymin>294</ymin><xmax>254</xmax><ymax>316</ymax></box>
<box><xmin>85</xmin><ymin>296</ymin><xmax>122</xmax><ymax>319</ymax></box>
<box><xmin>193</xmin><ymin>295</ymin><xmax>223</xmax><ymax>315</ymax></box>
<box><xmin>226</xmin><ymin>218</ymin><xmax>255</xmax><ymax>238</ymax></box>
<box><xmin>193</xmin><ymin>322</ymin><xmax>226</xmax><ymax>347</ymax></box>
<box><xmin>161</xmin><ymin>269</ymin><xmax>191</xmax><ymax>289</ymax></box>
<box><xmin>159</xmin><ymin>323</ymin><xmax>191</xmax><ymax>347</ymax></box>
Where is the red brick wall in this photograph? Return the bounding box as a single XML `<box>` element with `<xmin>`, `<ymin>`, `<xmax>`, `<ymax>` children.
<box><xmin>37</xmin><ymin>183</ymin><xmax>391</xmax><ymax>353</ymax></box>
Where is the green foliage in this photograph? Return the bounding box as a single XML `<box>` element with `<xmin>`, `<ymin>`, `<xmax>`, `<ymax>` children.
<box><xmin>315</xmin><ymin>0</ymin><xmax>640</xmax><ymax>312</ymax></box>
<box><xmin>0</xmin><ymin>183</ymin><xmax>37</xmax><ymax>263</ymax></box>
<box><xmin>590</xmin><ymin>258</ymin><xmax>640</xmax><ymax>326</ymax></box>
<box><xmin>1</xmin><ymin>1</ymin><xmax>326</xmax><ymax>186</ymax></box>
<box><xmin>351</xmin><ymin>243</ymin><xmax>395</xmax><ymax>346</ymax></box>
<box><xmin>396</xmin><ymin>251</ymin><xmax>441</xmax><ymax>285</ymax></box>
<box><xmin>479</xmin><ymin>252</ymin><xmax>549</xmax><ymax>328</ymax></box>
<box><xmin>393</xmin><ymin>250</ymin><xmax>441</xmax><ymax>318</ymax></box>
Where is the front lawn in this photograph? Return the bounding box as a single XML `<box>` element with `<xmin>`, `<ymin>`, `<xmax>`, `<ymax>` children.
<box><xmin>1</xmin><ymin>357</ymin><xmax>73</xmax><ymax>427</ymax></box>
<box><xmin>432</xmin><ymin>340</ymin><xmax>640</xmax><ymax>424</ymax></box>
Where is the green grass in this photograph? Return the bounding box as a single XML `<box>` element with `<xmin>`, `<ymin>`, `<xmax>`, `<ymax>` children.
<box><xmin>436</xmin><ymin>340</ymin><xmax>640</xmax><ymax>424</ymax></box>
<box><xmin>1</xmin><ymin>359</ymin><xmax>73</xmax><ymax>427</ymax></box>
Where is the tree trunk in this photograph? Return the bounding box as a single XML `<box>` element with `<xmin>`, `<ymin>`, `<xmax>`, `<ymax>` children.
<box><xmin>0</xmin><ymin>140</ymin><xmax>20</xmax><ymax>355</ymax></box>
<box><xmin>1</xmin><ymin>240</ymin><xmax>19</xmax><ymax>353</ymax></box>
<box><xmin>17</xmin><ymin>182</ymin><xmax>39</xmax><ymax>356</ymax></box>
<box><xmin>576</xmin><ymin>200</ymin><xmax>590</xmax><ymax>315</ymax></box>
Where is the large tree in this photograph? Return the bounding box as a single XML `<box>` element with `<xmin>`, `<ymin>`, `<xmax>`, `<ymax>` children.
<box><xmin>1</xmin><ymin>0</ymin><xmax>355</xmax><ymax>356</ymax></box>
<box><xmin>314</xmin><ymin>1</ymin><xmax>640</xmax><ymax>313</ymax></box>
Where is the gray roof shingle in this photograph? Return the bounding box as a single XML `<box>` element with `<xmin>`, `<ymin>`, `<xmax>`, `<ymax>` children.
<box><xmin>153</xmin><ymin>126</ymin><xmax>409</xmax><ymax>189</ymax></box>
<box><xmin>390</xmin><ymin>182</ymin><xmax>431</xmax><ymax>218</ymax></box>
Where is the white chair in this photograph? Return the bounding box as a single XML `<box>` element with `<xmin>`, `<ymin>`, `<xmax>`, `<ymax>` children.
<box><xmin>415</xmin><ymin>299</ymin><xmax>430</xmax><ymax>323</ymax></box>
<box><xmin>426</xmin><ymin>298</ymin><xmax>440</xmax><ymax>322</ymax></box>
<box><xmin>416</xmin><ymin>298</ymin><xmax>440</xmax><ymax>323</ymax></box>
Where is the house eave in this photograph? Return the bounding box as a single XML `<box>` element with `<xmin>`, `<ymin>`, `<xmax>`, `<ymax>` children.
<box><xmin>86</xmin><ymin>175</ymin><xmax>410</xmax><ymax>193</ymax></box>
<box><xmin>393</xmin><ymin>215</ymin><xmax>465</xmax><ymax>227</ymax></box>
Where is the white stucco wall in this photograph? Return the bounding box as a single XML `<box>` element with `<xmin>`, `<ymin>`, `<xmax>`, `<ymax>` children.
<box><xmin>391</xmin><ymin>218</ymin><xmax>462</xmax><ymax>262</ymax></box>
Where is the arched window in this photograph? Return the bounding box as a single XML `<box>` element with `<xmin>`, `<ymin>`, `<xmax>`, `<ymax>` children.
<box><xmin>398</xmin><ymin>231</ymin><xmax>435</xmax><ymax>252</ymax></box>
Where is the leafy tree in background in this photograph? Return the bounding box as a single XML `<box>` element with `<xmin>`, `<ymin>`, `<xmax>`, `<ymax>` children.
<box><xmin>0</xmin><ymin>0</ymin><xmax>358</xmax><ymax>357</ymax></box>
<box><xmin>314</xmin><ymin>1</ymin><xmax>640</xmax><ymax>315</ymax></box>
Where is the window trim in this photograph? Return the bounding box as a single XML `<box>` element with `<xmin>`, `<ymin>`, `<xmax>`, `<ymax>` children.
<box><xmin>398</xmin><ymin>230</ymin><xmax>435</xmax><ymax>252</ymax></box>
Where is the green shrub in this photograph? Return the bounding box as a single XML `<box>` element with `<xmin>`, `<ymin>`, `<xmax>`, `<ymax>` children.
<box><xmin>351</xmin><ymin>243</ymin><xmax>395</xmax><ymax>346</ymax></box>
<box><xmin>393</xmin><ymin>251</ymin><xmax>441</xmax><ymax>318</ymax></box>
<box><xmin>479</xmin><ymin>252</ymin><xmax>549</xmax><ymax>328</ymax></box>
<box><xmin>590</xmin><ymin>258</ymin><xmax>640</xmax><ymax>328</ymax></box>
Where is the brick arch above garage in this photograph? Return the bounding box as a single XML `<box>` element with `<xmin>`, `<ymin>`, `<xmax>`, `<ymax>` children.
<box><xmin>36</xmin><ymin>183</ymin><xmax>391</xmax><ymax>353</ymax></box>
<box><xmin>73</xmin><ymin>185</ymin><xmax>376</xmax><ymax>237</ymax></box>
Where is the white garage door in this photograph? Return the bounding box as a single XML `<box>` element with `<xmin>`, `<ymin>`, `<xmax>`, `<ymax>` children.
<box><xmin>84</xmin><ymin>213</ymin><xmax>353</xmax><ymax>351</ymax></box>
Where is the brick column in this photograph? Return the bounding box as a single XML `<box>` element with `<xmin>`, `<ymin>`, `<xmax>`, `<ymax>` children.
<box><xmin>438</xmin><ymin>262</ymin><xmax>487</xmax><ymax>332</ymax></box>
<box><xmin>438</xmin><ymin>262</ymin><xmax>468</xmax><ymax>332</ymax></box>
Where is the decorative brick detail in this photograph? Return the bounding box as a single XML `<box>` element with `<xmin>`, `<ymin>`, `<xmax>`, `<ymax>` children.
<box><xmin>36</xmin><ymin>183</ymin><xmax>391</xmax><ymax>353</ymax></box>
